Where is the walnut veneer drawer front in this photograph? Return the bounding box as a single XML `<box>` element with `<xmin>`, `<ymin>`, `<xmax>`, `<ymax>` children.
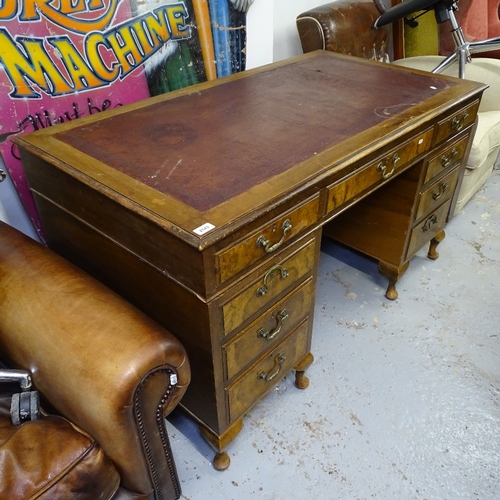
<box><xmin>415</xmin><ymin>167</ymin><xmax>461</xmax><ymax>221</ymax></box>
<box><xmin>221</xmin><ymin>236</ymin><xmax>317</xmax><ymax>335</ymax></box>
<box><xmin>407</xmin><ymin>200</ymin><xmax>451</xmax><ymax>258</ymax></box>
<box><xmin>216</xmin><ymin>194</ymin><xmax>320</xmax><ymax>284</ymax></box>
<box><xmin>326</xmin><ymin>128</ymin><xmax>434</xmax><ymax>214</ymax></box>
<box><xmin>223</xmin><ymin>278</ymin><xmax>314</xmax><ymax>380</ymax></box>
<box><xmin>424</xmin><ymin>134</ymin><xmax>470</xmax><ymax>184</ymax></box>
<box><xmin>433</xmin><ymin>100</ymin><xmax>479</xmax><ymax>145</ymax></box>
<box><xmin>226</xmin><ymin>319</ymin><xmax>310</xmax><ymax>422</ymax></box>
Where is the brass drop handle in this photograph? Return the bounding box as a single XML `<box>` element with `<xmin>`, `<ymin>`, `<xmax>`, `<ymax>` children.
<box><xmin>256</xmin><ymin>265</ymin><xmax>289</xmax><ymax>297</ymax></box>
<box><xmin>441</xmin><ymin>148</ymin><xmax>458</xmax><ymax>168</ymax></box>
<box><xmin>257</xmin><ymin>309</ymin><xmax>288</xmax><ymax>341</ymax></box>
<box><xmin>451</xmin><ymin>112</ymin><xmax>469</xmax><ymax>132</ymax></box>
<box><xmin>432</xmin><ymin>182</ymin><xmax>449</xmax><ymax>201</ymax></box>
<box><xmin>0</xmin><ymin>169</ymin><xmax>6</xmax><ymax>183</ymax></box>
<box><xmin>423</xmin><ymin>214</ymin><xmax>438</xmax><ymax>232</ymax></box>
<box><xmin>377</xmin><ymin>153</ymin><xmax>400</xmax><ymax>180</ymax></box>
<box><xmin>257</xmin><ymin>352</ymin><xmax>286</xmax><ymax>382</ymax></box>
<box><xmin>256</xmin><ymin>219</ymin><xmax>292</xmax><ymax>254</ymax></box>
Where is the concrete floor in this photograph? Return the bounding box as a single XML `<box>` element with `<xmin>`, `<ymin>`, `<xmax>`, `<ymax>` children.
<box><xmin>167</xmin><ymin>165</ymin><xmax>500</xmax><ymax>500</ymax></box>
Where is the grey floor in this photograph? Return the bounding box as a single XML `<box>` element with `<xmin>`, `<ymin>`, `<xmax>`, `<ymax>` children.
<box><xmin>167</xmin><ymin>164</ymin><xmax>500</xmax><ymax>500</ymax></box>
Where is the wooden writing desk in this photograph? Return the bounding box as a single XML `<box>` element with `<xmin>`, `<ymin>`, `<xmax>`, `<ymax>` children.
<box><xmin>15</xmin><ymin>52</ymin><xmax>486</xmax><ymax>469</ymax></box>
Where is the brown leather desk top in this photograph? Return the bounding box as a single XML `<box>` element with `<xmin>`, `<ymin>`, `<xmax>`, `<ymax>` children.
<box><xmin>16</xmin><ymin>52</ymin><xmax>484</xmax><ymax>247</ymax></box>
<box><xmin>54</xmin><ymin>55</ymin><xmax>448</xmax><ymax>211</ymax></box>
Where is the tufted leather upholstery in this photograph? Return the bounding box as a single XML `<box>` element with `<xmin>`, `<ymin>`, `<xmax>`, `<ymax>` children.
<box><xmin>296</xmin><ymin>0</ymin><xmax>391</xmax><ymax>60</ymax></box>
<box><xmin>0</xmin><ymin>221</ymin><xmax>190</xmax><ymax>500</ymax></box>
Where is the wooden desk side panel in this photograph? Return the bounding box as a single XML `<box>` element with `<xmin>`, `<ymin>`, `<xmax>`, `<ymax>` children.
<box><xmin>20</xmin><ymin>149</ymin><xmax>208</xmax><ymax>297</ymax></box>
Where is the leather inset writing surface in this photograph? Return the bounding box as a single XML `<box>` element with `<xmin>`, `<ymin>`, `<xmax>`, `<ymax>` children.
<box><xmin>55</xmin><ymin>55</ymin><xmax>452</xmax><ymax>212</ymax></box>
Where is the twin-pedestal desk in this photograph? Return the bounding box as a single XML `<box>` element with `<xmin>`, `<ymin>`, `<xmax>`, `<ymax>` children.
<box><xmin>16</xmin><ymin>52</ymin><xmax>486</xmax><ymax>469</ymax></box>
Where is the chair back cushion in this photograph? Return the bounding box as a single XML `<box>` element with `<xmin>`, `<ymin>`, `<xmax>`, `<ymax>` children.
<box><xmin>0</xmin><ymin>393</ymin><xmax>120</xmax><ymax>500</ymax></box>
<box><xmin>297</xmin><ymin>0</ymin><xmax>391</xmax><ymax>60</ymax></box>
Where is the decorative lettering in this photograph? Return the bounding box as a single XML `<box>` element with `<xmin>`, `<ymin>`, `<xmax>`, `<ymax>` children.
<box><xmin>10</xmin><ymin>97</ymin><xmax>122</xmax><ymax>159</ymax></box>
<box><xmin>0</xmin><ymin>2</ymin><xmax>190</xmax><ymax>98</ymax></box>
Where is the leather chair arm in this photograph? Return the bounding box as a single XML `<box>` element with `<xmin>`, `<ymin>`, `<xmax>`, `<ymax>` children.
<box><xmin>296</xmin><ymin>0</ymin><xmax>391</xmax><ymax>59</ymax></box>
<box><xmin>0</xmin><ymin>221</ymin><xmax>190</xmax><ymax>500</ymax></box>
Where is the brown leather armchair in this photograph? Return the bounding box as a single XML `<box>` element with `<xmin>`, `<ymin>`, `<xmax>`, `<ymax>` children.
<box><xmin>0</xmin><ymin>221</ymin><xmax>190</xmax><ymax>500</ymax></box>
<box><xmin>296</xmin><ymin>0</ymin><xmax>390</xmax><ymax>59</ymax></box>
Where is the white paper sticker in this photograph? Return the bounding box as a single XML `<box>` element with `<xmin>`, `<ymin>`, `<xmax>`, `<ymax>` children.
<box><xmin>193</xmin><ymin>222</ymin><xmax>215</xmax><ymax>235</ymax></box>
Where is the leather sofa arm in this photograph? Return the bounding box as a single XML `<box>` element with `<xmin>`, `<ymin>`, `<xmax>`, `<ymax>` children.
<box><xmin>0</xmin><ymin>221</ymin><xmax>190</xmax><ymax>500</ymax></box>
<box><xmin>296</xmin><ymin>0</ymin><xmax>391</xmax><ymax>59</ymax></box>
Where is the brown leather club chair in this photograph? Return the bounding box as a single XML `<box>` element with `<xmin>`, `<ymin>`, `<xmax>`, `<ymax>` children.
<box><xmin>0</xmin><ymin>221</ymin><xmax>190</xmax><ymax>500</ymax></box>
<box><xmin>296</xmin><ymin>0</ymin><xmax>390</xmax><ymax>59</ymax></box>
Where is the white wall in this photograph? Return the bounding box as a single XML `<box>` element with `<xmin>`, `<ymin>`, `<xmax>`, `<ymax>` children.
<box><xmin>273</xmin><ymin>0</ymin><xmax>322</xmax><ymax>62</ymax></box>
<box><xmin>0</xmin><ymin>157</ymin><xmax>39</xmax><ymax>239</ymax></box>
<box><xmin>246</xmin><ymin>0</ymin><xmax>275</xmax><ymax>69</ymax></box>
<box><xmin>246</xmin><ymin>0</ymin><xmax>321</xmax><ymax>69</ymax></box>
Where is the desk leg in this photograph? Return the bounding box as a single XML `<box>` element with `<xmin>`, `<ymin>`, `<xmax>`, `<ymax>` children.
<box><xmin>199</xmin><ymin>418</ymin><xmax>243</xmax><ymax>471</ymax></box>
<box><xmin>199</xmin><ymin>352</ymin><xmax>314</xmax><ymax>470</ymax></box>
<box><xmin>294</xmin><ymin>352</ymin><xmax>314</xmax><ymax>389</ymax></box>
<box><xmin>378</xmin><ymin>260</ymin><xmax>410</xmax><ymax>300</ymax></box>
<box><xmin>427</xmin><ymin>230</ymin><xmax>445</xmax><ymax>260</ymax></box>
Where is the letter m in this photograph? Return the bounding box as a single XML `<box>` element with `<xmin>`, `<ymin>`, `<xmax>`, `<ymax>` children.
<box><xmin>0</xmin><ymin>29</ymin><xmax>73</xmax><ymax>98</ymax></box>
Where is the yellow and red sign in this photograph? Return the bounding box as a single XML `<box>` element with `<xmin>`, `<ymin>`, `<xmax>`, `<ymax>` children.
<box><xmin>1</xmin><ymin>0</ymin><xmax>250</xmax><ymax>238</ymax></box>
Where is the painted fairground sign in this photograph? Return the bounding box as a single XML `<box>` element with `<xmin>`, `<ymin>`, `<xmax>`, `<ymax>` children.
<box><xmin>0</xmin><ymin>0</ymin><xmax>253</xmax><ymax>238</ymax></box>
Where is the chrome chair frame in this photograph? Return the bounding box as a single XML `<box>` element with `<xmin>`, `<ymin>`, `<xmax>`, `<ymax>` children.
<box><xmin>375</xmin><ymin>0</ymin><xmax>500</xmax><ymax>78</ymax></box>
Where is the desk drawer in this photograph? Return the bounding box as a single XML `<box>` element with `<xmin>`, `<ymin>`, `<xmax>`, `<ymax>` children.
<box><xmin>424</xmin><ymin>134</ymin><xmax>469</xmax><ymax>184</ymax></box>
<box><xmin>407</xmin><ymin>200</ymin><xmax>451</xmax><ymax>258</ymax></box>
<box><xmin>433</xmin><ymin>100</ymin><xmax>479</xmax><ymax>145</ymax></box>
<box><xmin>226</xmin><ymin>319</ymin><xmax>310</xmax><ymax>423</ymax></box>
<box><xmin>221</xmin><ymin>235</ymin><xmax>318</xmax><ymax>335</ymax></box>
<box><xmin>415</xmin><ymin>167</ymin><xmax>460</xmax><ymax>221</ymax></box>
<box><xmin>222</xmin><ymin>278</ymin><xmax>314</xmax><ymax>380</ymax></box>
<box><xmin>326</xmin><ymin>128</ymin><xmax>433</xmax><ymax>214</ymax></box>
<box><xmin>216</xmin><ymin>194</ymin><xmax>320</xmax><ymax>284</ymax></box>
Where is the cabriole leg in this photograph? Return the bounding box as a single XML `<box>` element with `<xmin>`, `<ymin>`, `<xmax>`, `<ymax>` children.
<box><xmin>428</xmin><ymin>230</ymin><xmax>445</xmax><ymax>260</ymax></box>
<box><xmin>199</xmin><ymin>418</ymin><xmax>243</xmax><ymax>471</ymax></box>
<box><xmin>294</xmin><ymin>352</ymin><xmax>314</xmax><ymax>389</ymax></box>
<box><xmin>378</xmin><ymin>260</ymin><xmax>410</xmax><ymax>300</ymax></box>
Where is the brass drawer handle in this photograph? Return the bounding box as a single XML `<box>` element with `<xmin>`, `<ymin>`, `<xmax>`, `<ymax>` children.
<box><xmin>256</xmin><ymin>219</ymin><xmax>292</xmax><ymax>254</ymax></box>
<box><xmin>432</xmin><ymin>182</ymin><xmax>449</xmax><ymax>201</ymax></box>
<box><xmin>441</xmin><ymin>148</ymin><xmax>459</xmax><ymax>168</ymax></box>
<box><xmin>257</xmin><ymin>309</ymin><xmax>288</xmax><ymax>341</ymax></box>
<box><xmin>0</xmin><ymin>169</ymin><xmax>6</xmax><ymax>183</ymax></box>
<box><xmin>256</xmin><ymin>265</ymin><xmax>289</xmax><ymax>297</ymax></box>
<box><xmin>257</xmin><ymin>352</ymin><xmax>286</xmax><ymax>382</ymax></box>
<box><xmin>423</xmin><ymin>214</ymin><xmax>438</xmax><ymax>232</ymax></box>
<box><xmin>377</xmin><ymin>153</ymin><xmax>400</xmax><ymax>180</ymax></box>
<box><xmin>451</xmin><ymin>112</ymin><xmax>469</xmax><ymax>132</ymax></box>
